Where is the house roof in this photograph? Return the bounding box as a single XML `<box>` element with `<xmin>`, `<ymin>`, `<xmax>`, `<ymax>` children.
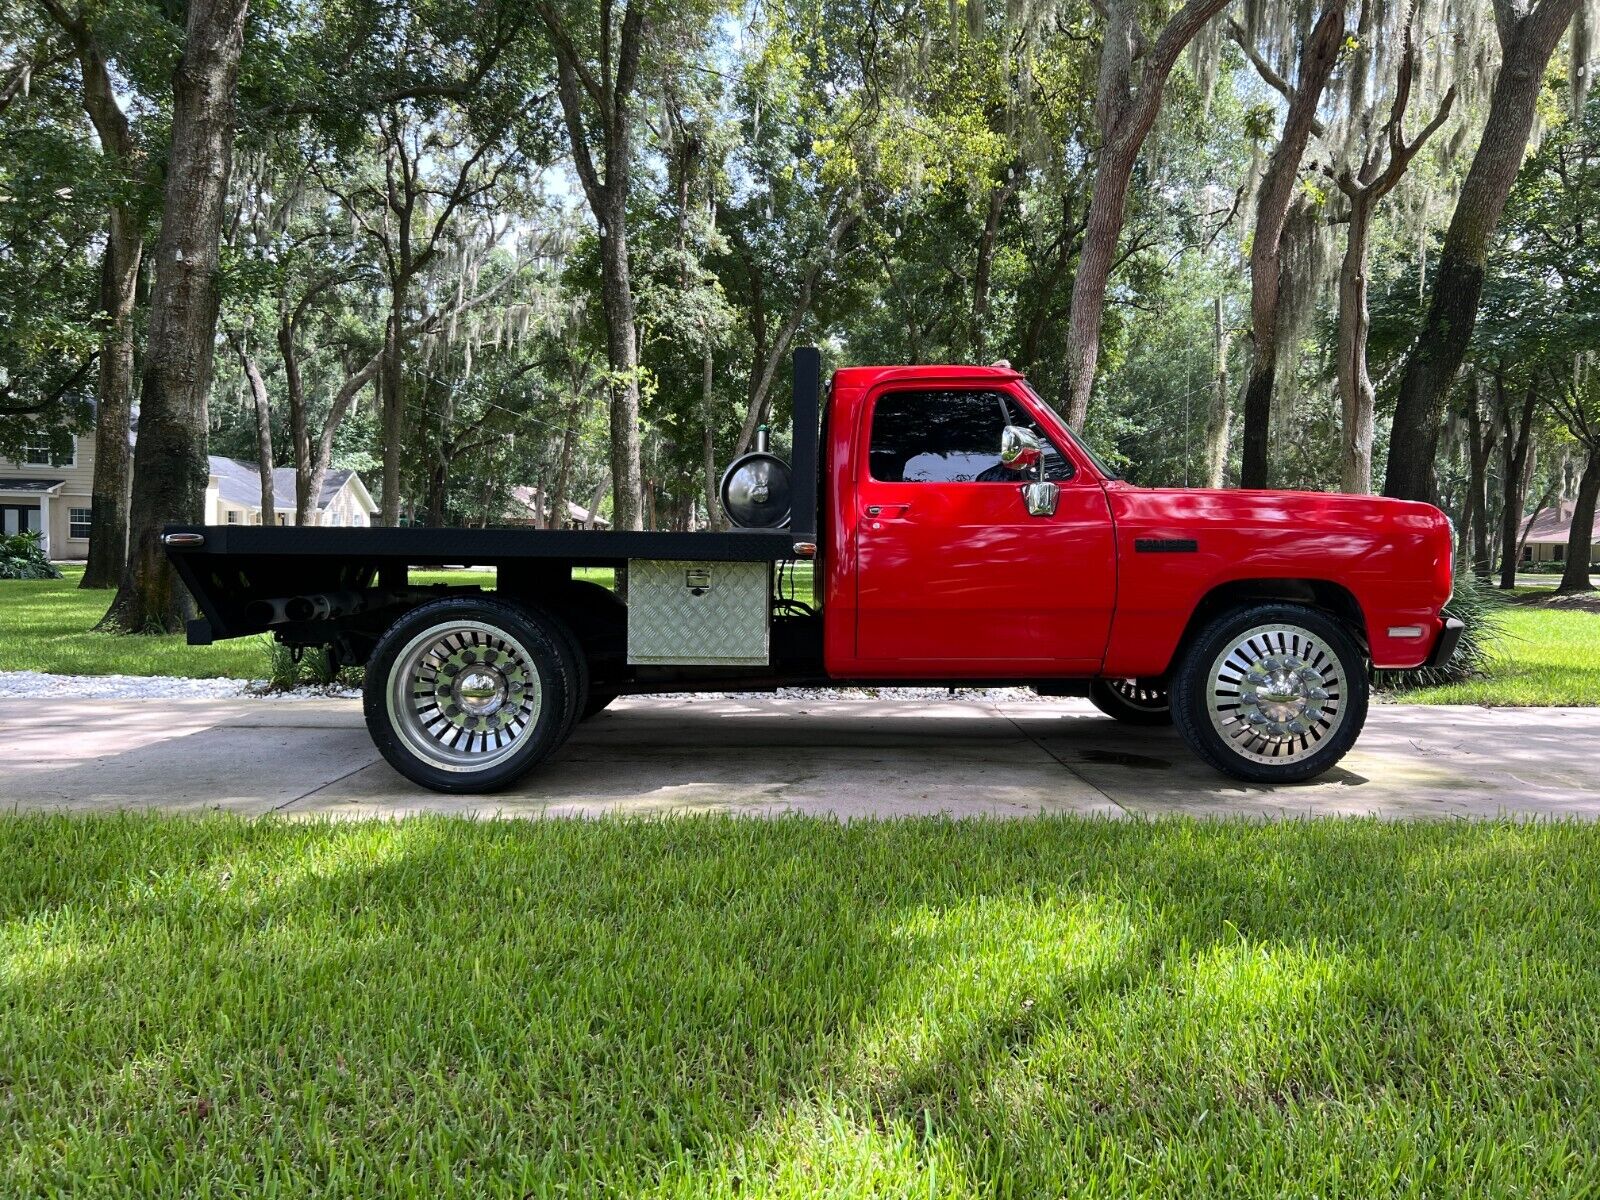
<box><xmin>0</xmin><ymin>477</ymin><xmax>65</xmax><ymax>494</ymax></box>
<box><xmin>507</xmin><ymin>486</ymin><xmax>610</xmax><ymax>527</ymax></box>
<box><xmin>1523</xmin><ymin>500</ymin><xmax>1592</xmax><ymax>545</ymax></box>
<box><xmin>208</xmin><ymin>456</ymin><xmax>355</xmax><ymax>512</ymax></box>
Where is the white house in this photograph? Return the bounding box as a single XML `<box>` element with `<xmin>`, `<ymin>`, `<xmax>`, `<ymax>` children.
<box><xmin>204</xmin><ymin>456</ymin><xmax>376</xmax><ymax>529</ymax></box>
<box><xmin>0</xmin><ymin>434</ymin><xmax>96</xmax><ymax>560</ymax></box>
<box><xmin>1520</xmin><ymin>499</ymin><xmax>1600</xmax><ymax>566</ymax></box>
<box><xmin>503</xmin><ymin>485</ymin><xmax>610</xmax><ymax>529</ymax></box>
<box><xmin>1</xmin><ymin>427</ymin><xmax>373</xmax><ymax>559</ymax></box>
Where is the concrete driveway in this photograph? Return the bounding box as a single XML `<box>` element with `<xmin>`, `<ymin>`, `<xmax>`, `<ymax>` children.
<box><xmin>4</xmin><ymin>694</ymin><xmax>1599</xmax><ymax>820</ymax></box>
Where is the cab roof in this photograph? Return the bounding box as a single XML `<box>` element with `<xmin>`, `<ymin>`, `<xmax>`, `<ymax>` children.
<box><xmin>830</xmin><ymin>364</ymin><xmax>1025</xmax><ymax>389</ymax></box>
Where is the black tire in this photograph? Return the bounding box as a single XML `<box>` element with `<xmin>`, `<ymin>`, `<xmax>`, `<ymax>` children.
<box><xmin>364</xmin><ymin>596</ymin><xmax>578</xmax><ymax>793</ymax></box>
<box><xmin>543</xmin><ymin>609</ymin><xmax>590</xmax><ymax>746</ymax></box>
<box><xmin>1170</xmin><ymin>602</ymin><xmax>1368</xmax><ymax>784</ymax></box>
<box><xmin>1088</xmin><ymin>677</ymin><xmax>1173</xmax><ymax>726</ymax></box>
<box><xmin>581</xmin><ymin>690</ymin><xmax>618</xmax><ymax>721</ymax></box>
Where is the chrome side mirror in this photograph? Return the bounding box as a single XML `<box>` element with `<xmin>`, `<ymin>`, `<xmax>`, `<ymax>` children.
<box><xmin>1000</xmin><ymin>425</ymin><xmax>1043</xmax><ymax>472</ymax></box>
<box><xmin>1023</xmin><ymin>480</ymin><xmax>1059</xmax><ymax>517</ymax></box>
<box><xmin>1002</xmin><ymin>424</ymin><xmax>1056</xmax><ymax>516</ymax></box>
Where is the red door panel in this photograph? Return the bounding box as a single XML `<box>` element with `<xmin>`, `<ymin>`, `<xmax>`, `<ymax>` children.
<box><xmin>850</xmin><ymin>385</ymin><xmax>1117</xmax><ymax>675</ymax></box>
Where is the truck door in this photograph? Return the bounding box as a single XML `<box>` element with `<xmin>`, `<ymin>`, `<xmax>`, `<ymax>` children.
<box><xmin>852</xmin><ymin>384</ymin><xmax>1116</xmax><ymax>674</ymax></box>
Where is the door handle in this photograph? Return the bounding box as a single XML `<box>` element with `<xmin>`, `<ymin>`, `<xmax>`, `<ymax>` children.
<box><xmin>864</xmin><ymin>504</ymin><xmax>910</xmax><ymax>519</ymax></box>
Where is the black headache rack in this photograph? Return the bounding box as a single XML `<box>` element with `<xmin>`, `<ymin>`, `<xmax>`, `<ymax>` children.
<box><xmin>163</xmin><ymin>347</ymin><xmax>825</xmax><ymax>646</ymax></box>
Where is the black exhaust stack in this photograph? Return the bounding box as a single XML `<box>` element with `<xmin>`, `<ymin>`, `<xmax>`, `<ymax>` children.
<box><xmin>789</xmin><ymin>346</ymin><xmax>821</xmax><ymax>539</ymax></box>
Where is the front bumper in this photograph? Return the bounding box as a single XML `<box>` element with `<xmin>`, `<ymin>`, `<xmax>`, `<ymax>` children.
<box><xmin>1424</xmin><ymin>617</ymin><xmax>1465</xmax><ymax>669</ymax></box>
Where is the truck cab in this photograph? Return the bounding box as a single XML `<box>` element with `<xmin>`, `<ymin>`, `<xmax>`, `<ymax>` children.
<box><xmin>164</xmin><ymin>350</ymin><xmax>1461</xmax><ymax>794</ymax></box>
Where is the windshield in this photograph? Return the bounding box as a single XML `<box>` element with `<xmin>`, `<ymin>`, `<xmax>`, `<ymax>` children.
<box><xmin>1019</xmin><ymin>381</ymin><xmax>1122</xmax><ymax>481</ymax></box>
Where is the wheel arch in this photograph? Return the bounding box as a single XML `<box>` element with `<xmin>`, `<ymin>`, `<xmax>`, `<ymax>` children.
<box><xmin>1168</xmin><ymin>578</ymin><xmax>1368</xmax><ymax>674</ymax></box>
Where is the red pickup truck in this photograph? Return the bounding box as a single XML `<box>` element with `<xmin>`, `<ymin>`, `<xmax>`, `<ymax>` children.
<box><xmin>164</xmin><ymin>348</ymin><xmax>1460</xmax><ymax>793</ymax></box>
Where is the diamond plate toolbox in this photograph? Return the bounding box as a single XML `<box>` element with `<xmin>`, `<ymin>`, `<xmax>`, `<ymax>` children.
<box><xmin>626</xmin><ymin>559</ymin><xmax>771</xmax><ymax>666</ymax></box>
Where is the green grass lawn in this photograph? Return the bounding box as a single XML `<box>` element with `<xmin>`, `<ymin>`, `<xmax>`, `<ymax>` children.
<box><xmin>1391</xmin><ymin>604</ymin><xmax>1600</xmax><ymax>706</ymax></box>
<box><xmin>3</xmin><ymin>814</ymin><xmax>1599</xmax><ymax>1196</ymax></box>
<box><xmin>0</xmin><ymin>565</ymin><xmax>503</xmax><ymax>680</ymax></box>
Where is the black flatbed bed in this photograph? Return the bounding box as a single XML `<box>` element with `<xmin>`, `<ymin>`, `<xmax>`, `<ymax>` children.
<box><xmin>163</xmin><ymin>523</ymin><xmax>803</xmax><ymax>567</ymax></box>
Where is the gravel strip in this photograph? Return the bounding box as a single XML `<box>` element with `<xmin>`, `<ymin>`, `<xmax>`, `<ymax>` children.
<box><xmin>0</xmin><ymin>671</ymin><xmax>358</xmax><ymax>701</ymax></box>
<box><xmin>0</xmin><ymin>670</ymin><xmax>1053</xmax><ymax>706</ymax></box>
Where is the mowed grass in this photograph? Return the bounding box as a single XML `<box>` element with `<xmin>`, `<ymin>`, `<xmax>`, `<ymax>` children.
<box><xmin>3</xmin><ymin>814</ymin><xmax>1600</xmax><ymax>1196</ymax></box>
<box><xmin>1391</xmin><ymin>604</ymin><xmax>1600</xmax><ymax>706</ymax></box>
<box><xmin>0</xmin><ymin>566</ymin><xmax>510</xmax><ymax>680</ymax></box>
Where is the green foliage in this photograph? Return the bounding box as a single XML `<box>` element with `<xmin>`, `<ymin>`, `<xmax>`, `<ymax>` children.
<box><xmin>260</xmin><ymin>639</ymin><xmax>362</xmax><ymax>690</ymax></box>
<box><xmin>262</xmin><ymin>637</ymin><xmax>303</xmax><ymax>690</ymax></box>
<box><xmin>0</xmin><ymin>531</ymin><xmax>60</xmax><ymax>581</ymax></box>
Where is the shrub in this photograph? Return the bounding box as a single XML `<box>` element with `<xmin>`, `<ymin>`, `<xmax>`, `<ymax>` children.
<box><xmin>261</xmin><ymin>637</ymin><xmax>302</xmax><ymax>691</ymax></box>
<box><xmin>259</xmin><ymin>638</ymin><xmax>363</xmax><ymax>691</ymax></box>
<box><xmin>1377</xmin><ymin>568</ymin><xmax>1505</xmax><ymax>690</ymax></box>
<box><xmin>0</xmin><ymin>531</ymin><xmax>61</xmax><ymax>580</ymax></box>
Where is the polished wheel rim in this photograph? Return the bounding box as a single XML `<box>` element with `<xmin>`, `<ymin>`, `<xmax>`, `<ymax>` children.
<box><xmin>1205</xmin><ymin>624</ymin><xmax>1346</xmax><ymax>765</ymax></box>
<box><xmin>1106</xmin><ymin>677</ymin><xmax>1169</xmax><ymax>711</ymax></box>
<box><xmin>387</xmin><ymin>620</ymin><xmax>542</xmax><ymax>772</ymax></box>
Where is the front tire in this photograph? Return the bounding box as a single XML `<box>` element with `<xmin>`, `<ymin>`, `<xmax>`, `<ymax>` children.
<box><xmin>1170</xmin><ymin>603</ymin><xmax>1368</xmax><ymax>784</ymax></box>
<box><xmin>1088</xmin><ymin>677</ymin><xmax>1172</xmax><ymax>725</ymax></box>
<box><xmin>364</xmin><ymin>597</ymin><xmax>578</xmax><ymax>793</ymax></box>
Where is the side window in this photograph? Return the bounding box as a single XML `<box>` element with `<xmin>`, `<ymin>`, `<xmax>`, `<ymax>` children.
<box><xmin>868</xmin><ymin>389</ymin><xmax>1074</xmax><ymax>483</ymax></box>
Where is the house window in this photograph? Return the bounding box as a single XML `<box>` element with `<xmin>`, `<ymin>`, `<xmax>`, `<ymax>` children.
<box><xmin>351</xmin><ymin>513</ymin><xmax>365</xmax><ymax>527</ymax></box>
<box><xmin>331</xmin><ymin>512</ymin><xmax>343</xmax><ymax>526</ymax></box>
<box><xmin>226</xmin><ymin>510</ymin><xmax>241</xmax><ymax>524</ymax></box>
<box><xmin>1554</xmin><ymin>545</ymin><xmax>1565</xmax><ymax>562</ymax></box>
<box><xmin>21</xmin><ymin>442</ymin><xmax>74</xmax><ymax>468</ymax></box>
<box><xmin>1522</xmin><ymin>545</ymin><xmax>1533</xmax><ymax>563</ymax></box>
<box><xmin>277</xmin><ymin>513</ymin><xmax>287</xmax><ymax>526</ymax></box>
<box><xmin>68</xmin><ymin>508</ymin><xmax>92</xmax><ymax>539</ymax></box>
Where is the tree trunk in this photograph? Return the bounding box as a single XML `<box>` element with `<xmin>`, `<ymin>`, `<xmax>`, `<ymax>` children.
<box><xmin>1557</xmin><ymin>442</ymin><xmax>1600</xmax><ymax>593</ymax></box>
<box><xmin>1201</xmin><ymin>295</ymin><xmax>1231</xmax><ymax>487</ymax></box>
<box><xmin>598</xmin><ymin>212</ymin><xmax>644</xmax><ymax>531</ymax></box>
<box><xmin>1337</xmin><ymin>195</ymin><xmax>1377</xmax><ymax>493</ymax></box>
<box><xmin>236</xmin><ymin>341</ymin><xmax>275</xmax><ymax>518</ymax></box>
<box><xmin>1463</xmin><ymin>384</ymin><xmax>1498</xmax><ymax>578</ymax></box>
<box><xmin>1238</xmin><ymin>0</ymin><xmax>1347</xmax><ymax>489</ymax></box>
<box><xmin>379</xmin><ymin>285</ymin><xmax>406</xmax><ymax>526</ymax></box>
<box><xmin>279</xmin><ymin>317</ymin><xmax>311</xmax><ymax>523</ymax></box>
<box><xmin>1383</xmin><ymin>0</ymin><xmax>1582</xmax><ymax>501</ymax></box>
<box><xmin>971</xmin><ymin>164</ymin><xmax>1020</xmax><ymax>362</ymax></box>
<box><xmin>702</xmin><ymin>344</ymin><xmax>721</xmax><ymax>531</ymax></box>
<box><xmin>1496</xmin><ymin>378</ymin><xmax>1539</xmax><ymax>588</ymax></box>
<box><xmin>1061</xmin><ymin>0</ymin><xmax>1234</xmax><ymax>428</ymax></box>
<box><xmin>58</xmin><ymin>25</ymin><xmax>145</xmax><ymax>590</ymax></box>
<box><xmin>1516</xmin><ymin>479</ymin><xmax>1555</xmax><ymax>577</ymax></box>
<box><xmin>1063</xmin><ymin>136</ymin><xmax>1139</xmax><ymax>429</ymax></box>
<box><xmin>584</xmin><ymin>472</ymin><xmax>610</xmax><ymax>529</ymax></box>
<box><xmin>550</xmin><ymin>409</ymin><xmax>575</xmax><ymax>530</ymax></box>
<box><xmin>101</xmin><ymin>0</ymin><xmax>250</xmax><ymax>634</ymax></box>
<box><xmin>80</xmin><ymin>215</ymin><xmax>140</xmax><ymax>587</ymax></box>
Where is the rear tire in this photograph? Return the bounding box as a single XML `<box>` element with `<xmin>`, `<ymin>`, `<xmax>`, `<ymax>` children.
<box><xmin>364</xmin><ymin>597</ymin><xmax>578</xmax><ymax>793</ymax></box>
<box><xmin>1170</xmin><ymin>603</ymin><xmax>1368</xmax><ymax>784</ymax></box>
<box><xmin>1088</xmin><ymin>678</ymin><xmax>1172</xmax><ymax>725</ymax></box>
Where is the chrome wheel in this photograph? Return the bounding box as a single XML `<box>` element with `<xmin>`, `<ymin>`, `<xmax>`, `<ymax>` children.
<box><xmin>1205</xmin><ymin>623</ymin><xmax>1347</xmax><ymax>765</ymax></box>
<box><xmin>386</xmin><ymin>620</ymin><xmax>543</xmax><ymax>773</ymax></box>
<box><xmin>1104</xmin><ymin>678</ymin><xmax>1168</xmax><ymax>712</ymax></box>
